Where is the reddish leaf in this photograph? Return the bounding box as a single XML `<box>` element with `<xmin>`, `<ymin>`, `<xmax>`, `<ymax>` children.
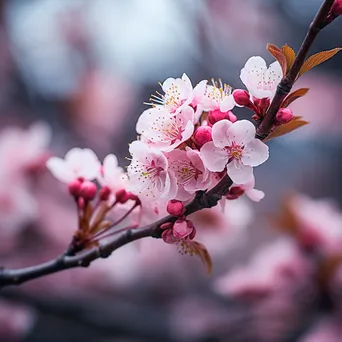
<box><xmin>266</xmin><ymin>43</ymin><xmax>287</xmax><ymax>76</ymax></box>
<box><xmin>264</xmin><ymin>116</ymin><xmax>309</xmax><ymax>142</ymax></box>
<box><xmin>281</xmin><ymin>88</ymin><xmax>310</xmax><ymax>108</ymax></box>
<box><xmin>186</xmin><ymin>240</ymin><xmax>212</xmax><ymax>274</ymax></box>
<box><xmin>282</xmin><ymin>44</ymin><xmax>296</xmax><ymax>70</ymax></box>
<box><xmin>298</xmin><ymin>48</ymin><xmax>342</xmax><ymax>78</ymax></box>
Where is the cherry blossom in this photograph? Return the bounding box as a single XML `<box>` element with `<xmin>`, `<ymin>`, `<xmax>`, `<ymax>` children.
<box><xmin>127</xmin><ymin>141</ymin><xmax>177</xmax><ymax>199</ymax></box>
<box><xmin>147</xmin><ymin>73</ymin><xmax>205</xmax><ymax>116</ymax></box>
<box><xmin>97</xmin><ymin>154</ymin><xmax>128</xmax><ymax>203</ymax></box>
<box><xmin>240</xmin><ymin>56</ymin><xmax>283</xmax><ymax>100</ymax></box>
<box><xmin>235</xmin><ymin>175</ymin><xmax>265</xmax><ymax>202</ymax></box>
<box><xmin>202</xmin><ymin>80</ymin><xmax>236</xmax><ymax>113</ymax></box>
<box><xmin>166</xmin><ymin>148</ymin><xmax>211</xmax><ymax>201</ymax></box>
<box><xmin>136</xmin><ymin>106</ymin><xmax>195</xmax><ymax>151</ymax></box>
<box><xmin>46</xmin><ymin>148</ymin><xmax>101</xmax><ymax>183</ymax></box>
<box><xmin>200</xmin><ymin>120</ymin><xmax>269</xmax><ymax>184</ymax></box>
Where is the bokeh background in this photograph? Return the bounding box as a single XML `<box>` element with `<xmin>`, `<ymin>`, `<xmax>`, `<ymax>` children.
<box><xmin>0</xmin><ymin>0</ymin><xmax>342</xmax><ymax>341</ymax></box>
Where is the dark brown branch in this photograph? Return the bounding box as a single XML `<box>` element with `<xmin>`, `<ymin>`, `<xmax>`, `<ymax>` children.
<box><xmin>0</xmin><ymin>0</ymin><xmax>337</xmax><ymax>288</ymax></box>
<box><xmin>256</xmin><ymin>0</ymin><xmax>335</xmax><ymax>139</ymax></box>
<box><xmin>0</xmin><ymin>175</ymin><xmax>233</xmax><ymax>287</ymax></box>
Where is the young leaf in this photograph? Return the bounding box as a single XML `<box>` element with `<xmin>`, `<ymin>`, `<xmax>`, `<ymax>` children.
<box><xmin>298</xmin><ymin>48</ymin><xmax>342</xmax><ymax>78</ymax></box>
<box><xmin>186</xmin><ymin>240</ymin><xmax>212</xmax><ymax>274</ymax></box>
<box><xmin>282</xmin><ymin>44</ymin><xmax>296</xmax><ymax>70</ymax></box>
<box><xmin>266</xmin><ymin>43</ymin><xmax>287</xmax><ymax>76</ymax></box>
<box><xmin>264</xmin><ymin>116</ymin><xmax>309</xmax><ymax>142</ymax></box>
<box><xmin>281</xmin><ymin>88</ymin><xmax>310</xmax><ymax>108</ymax></box>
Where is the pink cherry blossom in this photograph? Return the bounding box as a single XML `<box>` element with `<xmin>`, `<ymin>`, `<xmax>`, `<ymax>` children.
<box><xmin>127</xmin><ymin>141</ymin><xmax>177</xmax><ymax>199</ymax></box>
<box><xmin>97</xmin><ymin>154</ymin><xmax>128</xmax><ymax>203</ymax></box>
<box><xmin>166</xmin><ymin>148</ymin><xmax>211</xmax><ymax>201</ymax></box>
<box><xmin>0</xmin><ymin>122</ymin><xmax>51</xmax><ymax>178</ymax></box>
<box><xmin>202</xmin><ymin>80</ymin><xmax>236</xmax><ymax>113</ymax></box>
<box><xmin>200</xmin><ymin>119</ymin><xmax>269</xmax><ymax>184</ymax></box>
<box><xmin>148</xmin><ymin>73</ymin><xmax>204</xmax><ymax>116</ymax></box>
<box><xmin>46</xmin><ymin>147</ymin><xmax>101</xmax><ymax>183</ymax></box>
<box><xmin>136</xmin><ymin>106</ymin><xmax>195</xmax><ymax>151</ymax></box>
<box><xmin>240</xmin><ymin>56</ymin><xmax>283</xmax><ymax>100</ymax></box>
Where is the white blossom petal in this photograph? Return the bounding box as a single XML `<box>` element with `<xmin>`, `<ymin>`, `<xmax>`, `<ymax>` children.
<box><xmin>200</xmin><ymin>142</ymin><xmax>227</xmax><ymax>172</ymax></box>
<box><xmin>212</xmin><ymin>120</ymin><xmax>233</xmax><ymax>148</ymax></box>
<box><xmin>242</xmin><ymin>139</ymin><xmax>269</xmax><ymax>167</ymax></box>
<box><xmin>227</xmin><ymin>161</ymin><xmax>253</xmax><ymax>184</ymax></box>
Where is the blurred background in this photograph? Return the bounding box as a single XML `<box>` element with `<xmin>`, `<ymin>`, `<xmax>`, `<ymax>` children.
<box><xmin>0</xmin><ymin>0</ymin><xmax>342</xmax><ymax>341</ymax></box>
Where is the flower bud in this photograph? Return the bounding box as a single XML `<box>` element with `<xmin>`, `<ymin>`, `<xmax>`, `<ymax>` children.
<box><xmin>99</xmin><ymin>186</ymin><xmax>111</xmax><ymax>201</ymax></box>
<box><xmin>173</xmin><ymin>219</ymin><xmax>194</xmax><ymax>239</ymax></box>
<box><xmin>68</xmin><ymin>179</ymin><xmax>83</xmax><ymax>197</ymax></box>
<box><xmin>193</xmin><ymin>126</ymin><xmax>212</xmax><ymax>147</ymax></box>
<box><xmin>80</xmin><ymin>181</ymin><xmax>97</xmax><ymax>201</ymax></box>
<box><xmin>207</xmin><ymin>109</ymin><xmax>231</xmax><ymax>126</ymax></box>
<box><xmin>233</xmin><ymin>89</ymin><xmax>251</xmax><ymax>106</ymax></box>
<box><xmin>275</xmin><ymin>108</ymin><xmax>294</xmax><ymax>126</ymax></box>
<box><xmin>332</xmin><ymin>0</ymin><xmax>342</xmax><ymax>17</ymax></box>
<box><xmin>167</xmin><ymin>200</ymin><xmax>185</xmax><ymax>216</ymax></box>
<box><xmin>226</xmin><ymin>186</ymin><xmax>245</xmax><ymax>200</ymax></box>
<box><xmin>115</xmin><ymin>189</ymin><xmax>129</xmax><ymax>204</ymax></box>
<box><xmin>162</xmin><ymin>228</ymin><xmax>179</xmax><ymax>244</ymax></box>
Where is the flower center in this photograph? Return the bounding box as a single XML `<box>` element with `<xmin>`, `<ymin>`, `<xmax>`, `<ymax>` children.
<box><xmin>227</xmin><ymin>142</ymin><xmax>243</xmax><ymax>161</ymax></box>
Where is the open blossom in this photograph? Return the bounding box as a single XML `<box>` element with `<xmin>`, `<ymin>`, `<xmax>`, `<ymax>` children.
<box><xmin>148</xmin><ymin>73</ymin><xmax>206</xmax><ymax>116</ymax></box>
<box><xmin>127</xmin><ymin>141</ymin><xmax>177</xmax><ymax>199</ymax></box>
<box><xmin>97</xmin><ymin>154</ymin><xmax>128</xmax><ymax>192</ymax></box>
<box><xmin>136</xmin><ymin>106</ymin><xmax>195</xmax><ymax>151</ymax></box>
<box><xmin>240</xmin><ymin>56</ymin><xmax>283</xmax><ymax>100</ymax></box>
<box><xmin>166</xmin><ymin>148</ymin><xmax>211</xmax><ymax>200</ymax></box>
<box><xmin>202</xmin><ymin>81</ymin><xmax>236</xmax><ymax>113</ymax></box>
<box><xmin>46</xmin><ymin>148</ymin><xmax>101</xmax><ymax>183</ymax></box>
<box><xmin>200</xmin><ymin>120</ymin><xmax>269</xmax><ymax>184</ymax></box>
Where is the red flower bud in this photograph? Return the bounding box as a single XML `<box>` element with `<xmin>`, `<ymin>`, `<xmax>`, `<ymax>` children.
<box><xmin>68</xmin><ymin>179</ymin><xmax>83</xmax><ymax>197</ymax></box>
<box><xmin>207</xmin><ymin>109</ymin><xmax>232</xmax><ymax>126</ymax></box>
<box><xmin>115</xmin><ymin>189</ymin><xmax>129</xmax><ymax>204</ymax></box>
<box><xmin>226</xmin><ymin>186</ymin><xmax>245</xmax><ymax>200</ymax></box>
<box><xmin>193</xmin><ymin>126</ymin><xmax>212</xmax><ymax>147</ymax></box>
<box><xmin>99</xmin><ymin>186</ymin><xmax>111</xmax><ymax>201</ymax></box>
<box><xmin>80</xmin><ymin>181</ymin><xmax>97</xmax><ymax>201</ymax></box>
<box><xmin>167</xmin><ymin>200</ymin><xmax>185</xmax><ymax>217</ymax></box>
<box><xmin>233</xmin><ymin>89</ymin><xmax>251</xmax><ymax>106</ymax></box>
<box><xmin>332</xmin><ymin>0</ymin><xmax>342</xmax><ymax>16</ymax></box>
<box><xmin>275</xmin><ymin>108</ymin><xmax>294</xmax><ymax>126</ymax></box>
<box><xmin>173</xmin><ymin>219</ymin><xmax>194</xmax><ymax>239</ymax></box>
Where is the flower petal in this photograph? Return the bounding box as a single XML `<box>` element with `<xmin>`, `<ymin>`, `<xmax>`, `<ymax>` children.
<box><xmin>226</xmin><ymin>120</ymin><xmax>256</xmax><ymax>146</ymax></box>
<box><xmin>46</xmin><ymin>157</ymin><xmax>74</xmax><ymax>183</ymax></box>
<box><xmin>200</xmin><ymin>142</ymin><xmax>228</xmax><ymax>172</ymax></box>
<box><xmin>227</xmin><ymin>161</ymin><xmax>253</xmax><ymax>184</ymax></box>
<box><xmin>245</xmin><ymin>188</ymin><xmax>265</xmax><ymax>202</ymax></box>
<box><xmin>212</xmin><ymin>120</ymin><xmax>233</xmax><ymax>148</ymax></box>
<box><xmin>242</xmin><ymin>139</ymin><xmax>269</xmax><ymax>167</ymax></box>
<box><xmin>220</xmin><ymin>94</ymin><xmax>235</xmax><ymax>112</ymax></box>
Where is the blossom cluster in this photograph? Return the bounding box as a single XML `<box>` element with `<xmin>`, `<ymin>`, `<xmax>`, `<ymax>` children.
<box><xmin>45</xmin><ymin>55</ymin><xmax>293</xmax><ymax>250</ymax></box>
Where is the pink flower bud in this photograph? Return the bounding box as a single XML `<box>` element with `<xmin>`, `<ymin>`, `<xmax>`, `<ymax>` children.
<box><xmin>80</xmin><ymin>181</ymin><xmax>97</xmax><ymax>201</ymax></box>
<box><xmin>115</xmin><ymin>189</ymin><xmax>129</xmax><ymax>204</ymax></box>
<box><xmin>275</xmin><ymin>108</ymin><xmax>294</xmax><ymax>126</ymax></box>
<box><xmin>160</xmin><ymin>222</ymin><xmax>173</xmax><ymax>230</ymax></box>
<box><xmin>173</xmin><ymin>219</ymin><xmax>194</xmax><ymax>239</ymax></box>
<box><xmin>167</xmin><ymin>200</ymin><xmax>185</xmax><ymax>216</ymax></box>
<box><xmin>68</xmin><ymin>179</ymin><xmax>83</xmax><ymax>197</ymax></box>
<box><xmin>162</xmin><ymin>228</ymin><xmax>179</xmax><ymax>244</ymax></box>
<box><xmin>332</xmin><ymin>0</ymin><xmax>342</xmax><ymax>16</ymax></box>
<box><xmin>226</xmin><ymin>186</ymin><xmax>245</xmax><ymax>200</ymax></box>
<box><xmin>99</xmin><ymin>186</ymin><xmax>111</xmax><ymax>201</ymax></box>
<box><xmin>233</xmin><ymin>89</ymin><xmax>251</xmax><ymax>106</ymax></box>
<box><xmin>193</xmin><ymin>126</ymin><xmax>212</xmax><ymax>147</ymax></box>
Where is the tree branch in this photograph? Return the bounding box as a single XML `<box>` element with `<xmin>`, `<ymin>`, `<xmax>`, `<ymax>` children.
<box><xmin>256</xmin><ymin>0</ymin><xmax>335</xmax><ymax>139</ymax></box>
<box><xmin>0</xmin><ymin>0</ymin><xmax>337</xmax><ymax>288</ymax></box>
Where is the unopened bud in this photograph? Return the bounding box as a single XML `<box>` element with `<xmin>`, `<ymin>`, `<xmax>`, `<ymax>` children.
<box><xmin>332</xmin><ymin>0</ymin><xmax>342</xmax><ymax>17</ymax></box>
<box><xmin>233</xmin><ymin>89</ymin><xmax>251</xmax><ymax>107</ymax></box>
<box><xmin>68</xmin><ymin>179</ymin><xmax>83</xmax><ymax>197</ymax></box>
<box><xmin>115</xmin><ymin>189</ymin><xmax>129</xmax><ymax>204</ymax></box>
<box><xmin>99</xmin><ymin>186</ymin><xmax>111</xmax><ymax>201</ymax></box>
<box><xmin>275</xmin><ymin>108</ymin><xmax>294</xmax><ymax>126</ymax></box>
<box><xmin>162</xmin><ymin>228</ymin><xmax>179</xmax><ymax>244</ymax></box>
<box><xmin>173</xmin><ymin>219</ymin><xmax>194</xmax><ymax>239</ymax></box>
<box><xmin>226</xmin><ymin>186</ymin><xmax>245</xmax><ymax>200</ymax></box>
<box><xmin>208</xmin><ymin>109</ymin><xmax>231</xmax><ymax>126</ymax></box>
<box><xmin>193</xmin><ymin>126</ymin><xmax>212</xmax><ymax>147</ymax></box>
<box><xmin>167</xmin><ymin>200</ymin><xmax>185</xmax><ymax>217</ymax></box>
<box><xmin>80</xmin><ymin>181</ymin><xmax>97</xmax><ymax>201</ymax></box>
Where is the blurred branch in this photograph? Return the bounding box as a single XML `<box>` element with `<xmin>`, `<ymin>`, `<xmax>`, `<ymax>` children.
<box><xmin>0</xmin><ymin>175</ymin><xmax>232</xmax><ymax>287</ymax></box>
<box><xmin>256</xmin><ymin>0</ymin><xmax>336</xmax><ymax>139</ymax></box>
